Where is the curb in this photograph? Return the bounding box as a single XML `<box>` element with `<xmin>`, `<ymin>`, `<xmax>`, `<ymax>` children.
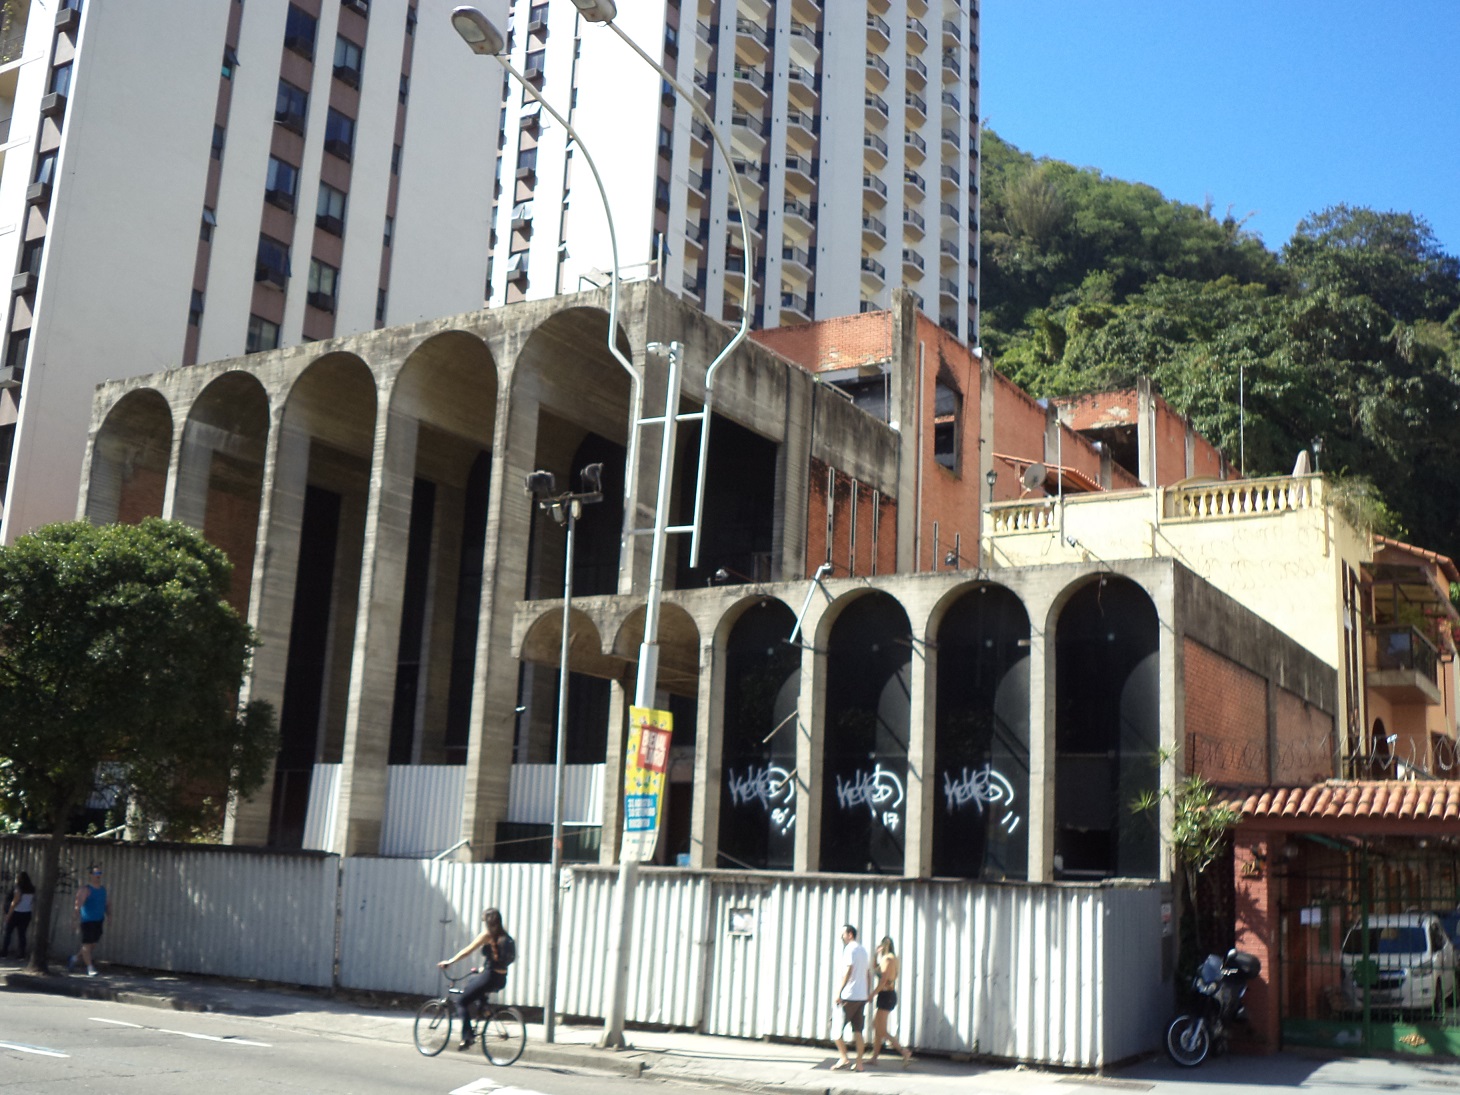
<box><xmin>5</xmin><ymin>972</ymin><xmax>214</xmax><ymax>1013</ymax></box>
<box><xmin>519</xmin><ymin>1042</ymin><xmax>645</xmax><ymax>1078</ymax></box>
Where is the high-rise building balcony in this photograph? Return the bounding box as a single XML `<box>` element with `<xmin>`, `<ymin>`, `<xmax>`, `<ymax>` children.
<box><xmin>864</xmin><ymin>92</ymin><xmax>889</xmax><ymax>126</ymax></box>
<box><xmin>860</xmin><ymin>256</ymin><xmax>887</xmax><ymax>290</ymax></box>
<box><xmin>941</xmin><ymin>126</ymin><xmax>960</xmax><ymax>156</ymax></box>
<box><xmin>943</xmin><ymin>18</ymin><xmax>961</xmax><ymax>48</ymax></box>
<box><xmin>781</xmin><ymin>244</ymin><xmax>812</xmax><ymax>281</ymax></box>
<box><xmin>903</xmin><ymin>168</ymin><xmax>926</xmax><ymax>200</ymax></box>
<box><xmin>863</xmin><ymin>132</ymin><xmax>889</xmax><ymax>169</ymax></box>
<box><xmin>787</xmin><ymin>63</ymin><xmax>818</xmax><ymax>111</ymax></box>
<box><xmin>905</xmin><ymin>130</ymin><xmax>927</xmax><ymax>164</ymax></box>
<box><xmin>731</xmin><ymin>111</ymin><xmax>767</xmax><ymax>158</ymax></box>
<box><xmin>732</xmin><ymin>158</ymin><xmax>765</xmax><ymax>203</ymax></box>
<box><xmin>784</xmin><ymin>155</ymin><xmax>816</xmax><ymax>196</ymax></box>
<box><xmin>940</xmin><ymin>238</ymin><xmax>960</xmax><ymax>266</ymax></box>
<box><xmin>906</xmin><ymin>17</ymin><xmax>928</xmax><ymax>46</ymax></box>
<box><xmin>784</xmin><ymin>197</ymin><xmax>814</xmax><ymax>239</ymax></box>
<box><xmin>942</xmin><ymin>48</ymin><xmax>961</xmax><ymax>80</ymax></box>
<box><xmin>788</xmin><ymin>20</ymin><xmax>819</xmax><ymax>58</ymax></box>
<box><xmin>733</xmin><ymin>64</ymin><xmax>769</xmax><ymax>112</ymax></box>
<box><xmin>786</xmin><ymin>109</ymin><xmax>817</xmax><ymax>147</ymax></box>
<box><xmin>735</xmin><ymin>17</ymin><xmax>769</xmax><ymax>53</ymax></box>
<box><xmin>903</xmin><ymin>207</ymin><xmax>926</xmax><ymax>239</ymax></box>
<box><xmin>866</xmin><ymin>53</ymin><xmax>891</xmax><ymax>91</ymax></box>
<box><xmin>905</xmin><ymin>90</ymin><xmax>927</xmax><ymax>125</ymax></box>
<box><xmin>940</xmin><ymin>276</ymin><xmax>959</xmax><ymax>301</ymax></box>
<box><xmin>862</xmin><ymin>213</ymin><xmax>887</xmax><ymax>246</ymax></box>
<box><xmin>728</xmin><ymin>204</ymin><xmax>763</xmax><ymax>247</ymax></box>
<box><xmin>940</xmin><ymin>200</ymin><xmax>961</xmax><ymax>228</ymax></box>
<box><xmin>902</xmin><ymin>248</ymin><xmax>925</xmax><ymax>276</ymax></box>
<box><xmin>866</xmin><ymin>13</ymin><xmax>891</xmax><ymax>50</ymax></box>
<box><xmin>779</xmin><ymin>290</ymin><xmax>811</xmax><ymax>322</ymax></box>
<box><xmin>862</xmin><ymin>173</ymin><xmax>888</xmax><ymax>206</ymax></box>
<box><xmin>941</xmin><ymin>164</ymin><xmax>961</xmax><ymax>193</ymax></box>
<box><xmin>907</xmin><ymin>55</ymin><xmax>928</xmax><ymax>88</ymax></box>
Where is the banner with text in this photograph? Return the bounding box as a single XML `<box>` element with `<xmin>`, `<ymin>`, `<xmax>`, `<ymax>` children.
<box><xmin>621</xmin><ymin>706</ymin><xmax>673</xmax><ymax>862</ymax></box>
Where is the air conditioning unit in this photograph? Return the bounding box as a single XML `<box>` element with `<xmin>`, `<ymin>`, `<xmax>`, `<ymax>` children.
<box><xmin>315</xmin><ymin>214</ymin><xmax>344</xmax><ymax>236</ymax></box>
<box><xmin>25</xmin><ymin>181</ymin><xmax>51</xmax><ymax>205</ymax></box>
<box><xmin>307</xmin><ymin>291</ymin><xmax>336</xmax><ymax>313</ymax></box>
<box><xmin>527</xmin><ymin>15</ymin><xmax>548</xmax><ymax>34</ymax></box>
<box><xmin>515</xmin><ymin>164</ymin><xmax>536</xmax><ymax>181</ymax></box>
<box><xmin>39</xmin><ymin>92</ymin><xmax>67</xmax><ymax>119</ymax></box>
<box><xmin>0</xmin><ymin>365</ymin><xmax>22</xmax><ymax>390</ymax></box>
<box><xmin>506</xmin><ymin>253</ymin><xmax>528</xmax><ymax>279</ymax></box>
<box><xmin>275</xmin><ymin>110</ymin><xmax>306</xmax><ymax>135</ymax></box>
<box><xmin>11</xmin><ymin>272</ymin><xmax>37</xmax><ymax>294</ymax></box>
<box><xmin>55</xmin><ymin>7</ymin><xmax>79</xmax><ymax>33</ymax></box>
<box><xmin>342</xmin><ymin>0</ymin><xmax>370</xmax><ymax>15</ymax></box>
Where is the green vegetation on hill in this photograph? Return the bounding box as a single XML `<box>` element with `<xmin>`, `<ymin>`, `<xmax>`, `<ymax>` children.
<box><xmin>980</xmin><ymin>132</ymin><xmax>1460</xmax><ymax>559</ymax></box>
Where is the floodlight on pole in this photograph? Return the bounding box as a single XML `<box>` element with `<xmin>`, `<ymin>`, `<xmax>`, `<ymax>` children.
<box><xmin>574</xmin><ymin>11</ymin><xmax>756</xmax><ymax>1049</ymax></box>
<box><xmin>450</xmin><ymin>6</ymin><xmax>646</xmax><ymax>581</ymax></box>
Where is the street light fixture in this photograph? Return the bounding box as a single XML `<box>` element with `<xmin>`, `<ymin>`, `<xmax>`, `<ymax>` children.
<box><xmin>1311</xmin><ymin>436</ymin><xmax>1323</xmax><ymax>474</ymax></box>
<box><xmin>985</xmin><ymin>468</ymin><xmax>997</xmax><ymax>504</ymax></box>
<box><xmin>524</xmin><ymin>462</ymin><xmax>603</xmax><ymax>1044</ymax></box>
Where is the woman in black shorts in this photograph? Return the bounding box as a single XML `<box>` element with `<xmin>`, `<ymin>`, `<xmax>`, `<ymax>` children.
<box><xmin>868</xmin><ymin>936</ymin><xmax>911</xmax><ymax>1067</ymax></box>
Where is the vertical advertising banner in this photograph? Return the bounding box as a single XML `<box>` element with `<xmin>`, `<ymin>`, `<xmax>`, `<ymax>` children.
<box><xmin>621</xmin><ymin>706</ymin><xmax>673</xmax><ymax>863</ymax></box>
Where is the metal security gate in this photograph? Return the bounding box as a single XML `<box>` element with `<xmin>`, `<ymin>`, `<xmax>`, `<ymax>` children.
<box><xmin>1279</xmin><ymin>839</ymin><xmax>1460</xmax><ymax>1056</ymax></box>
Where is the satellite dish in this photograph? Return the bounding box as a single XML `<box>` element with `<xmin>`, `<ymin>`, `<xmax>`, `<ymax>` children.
<box><xmin>1020</xmin><ymin>462</ymin><xmax>1046</xmax><ymax>492</ymax></box>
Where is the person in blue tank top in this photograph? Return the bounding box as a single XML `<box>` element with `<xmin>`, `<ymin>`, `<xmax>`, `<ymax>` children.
<box><xmin>68</xmin><ymin>864</ymin><xmax>108</xmax><ymax>976</ymax></box>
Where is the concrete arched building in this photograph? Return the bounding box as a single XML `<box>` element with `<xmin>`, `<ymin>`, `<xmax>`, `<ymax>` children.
<box><xmin>83</xmin><ymin>281</ymin><xmax>1335</xmax><ymax>883</ymax></box>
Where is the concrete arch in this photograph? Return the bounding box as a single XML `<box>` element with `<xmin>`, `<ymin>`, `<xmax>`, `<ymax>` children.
<box><xmin>280</xmin><ymin>351</ymin><xmax>378</xmax><ymax>457</ymax></box>
<box><xmin>820</xmin><ymin>589</ymin><xmax>913</xmax><ymax>875</ymax></box>
<box><xmin>86</xmin><ymin>388</ymin><xmax>173</xmax><ymax>524</ymax></box>
<box><xmin>390</xmin><ymin>328</ymin><xmax>499</xmax><ymax>446</ymax></box>
<box><xmin>716</xmin><ymin>596</ymin><xmax>800</xmax><ymax>871</ymax></box>
<box><xmin>519</xmin><ymin>606</ymin><xmax>619</xmax><ymax>680</ymax></box>
<box><xmin>612</xmin><ymin>601</ymin><xmax>702</xmax><ymax>698</ymax></box>
<box><xmin>932</xmin><ymin>582</ymin><xmax>1032</xmax><ymax>879</ymax></box>
<box><xmin>1050</xmin><ymin>573</ymin><xmax>1161</xmax><ymax>881</ymax></box>
<box><xmin>175</xmin><ymin>371</ymin><xmax>271</xmax><ymax>612</ymax></box>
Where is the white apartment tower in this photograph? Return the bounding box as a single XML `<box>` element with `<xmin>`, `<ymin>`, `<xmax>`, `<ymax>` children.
<box><xmin>488</xmin><ymin>0</ymin><xmax>981</xmax><ymax>337</ymax></box>
<box><xmin>0</xmin><ymin>0</ymin><xmax>506</xmax><ymax>541</ymax></box>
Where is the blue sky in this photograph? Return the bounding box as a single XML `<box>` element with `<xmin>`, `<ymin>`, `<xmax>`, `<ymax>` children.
<box><xmin>981</xmin><ymin>1</ymin><xmax>1460</xmax><ymax>256</ymax></box>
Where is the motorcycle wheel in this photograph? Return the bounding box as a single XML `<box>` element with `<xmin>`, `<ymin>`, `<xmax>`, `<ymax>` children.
<box><xmin>1166</xmin><ymin>1014</ymin><xmax>1210</xmax><ymax>1067</ymax></box>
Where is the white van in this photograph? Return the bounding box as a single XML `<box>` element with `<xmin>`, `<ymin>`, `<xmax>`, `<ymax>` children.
<box><xmin>1340</xmin><ymin>912</ymin><xmax>1457</xmax><ymax>1014</ymax></box>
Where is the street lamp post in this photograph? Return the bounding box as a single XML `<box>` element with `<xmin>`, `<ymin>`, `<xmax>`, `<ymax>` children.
<box><xmin>525</xmin><ymin>464</ymin><xmax>603</xmax><ymax>1044</ymax></box>
<box><xmin>570</xmin><ymin>1</ymin><xmax>758</xmax><ymax>1049</ymax></box>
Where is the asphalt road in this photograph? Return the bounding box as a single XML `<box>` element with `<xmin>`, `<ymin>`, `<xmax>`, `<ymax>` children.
<box><xmin>0</xmin><ymin>992</ymin><xmax>666</xmax><ymax>1095</ymax></box>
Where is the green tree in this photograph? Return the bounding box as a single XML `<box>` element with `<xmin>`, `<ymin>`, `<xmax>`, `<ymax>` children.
<box><xmin>0</xmin><ymin>519</ymin><xmax>275</xmax><ymax>972</ymax></box>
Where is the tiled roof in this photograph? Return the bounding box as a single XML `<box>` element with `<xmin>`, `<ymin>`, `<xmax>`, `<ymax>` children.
<box><xmin>1219</xmin><ymin>781</ymin><xmax>1460</xmax><ymax>823</ymax></box>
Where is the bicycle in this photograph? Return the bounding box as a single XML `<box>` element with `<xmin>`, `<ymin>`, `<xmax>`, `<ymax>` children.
<box><xmin>414</xmin><ymin>969</ymin><xmax>526</xmax><ymax>1065</ymax></box>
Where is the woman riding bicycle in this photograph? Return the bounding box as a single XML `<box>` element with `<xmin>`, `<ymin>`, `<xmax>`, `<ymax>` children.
<box><xmin>438</xmin><ymin>907</ymin><xmax>516</xmax><ymax>1051</ymax></box>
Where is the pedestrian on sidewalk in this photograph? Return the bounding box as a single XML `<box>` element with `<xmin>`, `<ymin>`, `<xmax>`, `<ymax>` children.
<box><xmin>437</xmin><ymin>907</ymin><xmax>516</xmax><ymax>1052</ymax></box>
<box><xmin>2</xmin><ymin>871</ymin><xmax>35</xmax><ymax>958</ymax></box>
<box><xmin>68</xmin><ymin>864</ymin><xmax>108</xmax><ymax>976</ymax></box>
<box><xmin>868</xmin><ymin>935</ymin><xmax>912</xmax><ymax>1068</ymax></box>
<box><xmin>831</xmin><ymin>923</ymin><xmax>873</xmax><ymax>1072</ymax></box>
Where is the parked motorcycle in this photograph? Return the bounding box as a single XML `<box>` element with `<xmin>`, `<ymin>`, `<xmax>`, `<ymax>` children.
<box><xmin>1165</xmin><ymin>948</ymin><xmax>1261</xmax><ymax>1067</ymax></box>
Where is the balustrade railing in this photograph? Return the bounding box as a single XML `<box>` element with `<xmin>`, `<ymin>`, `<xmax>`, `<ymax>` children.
<box><xmin>1165</xmin><ymin>475</ymin><xmax>1317</xmax><ymax>519</ymax></box>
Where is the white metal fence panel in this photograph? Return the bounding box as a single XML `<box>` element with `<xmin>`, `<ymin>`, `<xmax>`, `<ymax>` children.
<box><xmin>704</xmin><ymin>878</ymin><xmax>775</xmax><ymax>1038</ymax></box>
<box><xmin>0</xmin><ymin>836</ymin><xmax>338</xmax><ymax>986</ymax></box>
<box><xmin>337</xmin><ymin>859</ymin><xmax>552</xmax><ymax>1001</ymax></box>
<box><xmin>1100</xmin><ymin>883</ymin><xmax>1166</xmax><ymax>1063</ymax></box>
<box><xmin>507</xmin><ymin>763</ymin><xmax>605</xmax><ymax>825</ymax></box>
<box><xmin>302</xmin><ymin>763</ymin><xmax>341</xmax><ymax>851</ymax></box>
<box><xmin>381</xmin><ymin>765</ymin><xmax>466</xmax><ymax>858</ymax></box>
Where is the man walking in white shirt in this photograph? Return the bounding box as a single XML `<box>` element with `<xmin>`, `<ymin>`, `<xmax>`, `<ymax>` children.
<box><xmin>832</xmin><ymin>923</ymin><xmax>873</xmax><ymax>1071</ymax></box>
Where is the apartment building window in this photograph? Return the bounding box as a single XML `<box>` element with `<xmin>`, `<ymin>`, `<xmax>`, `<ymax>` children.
<box><xmin>324</xmin><ymin>109</ymin><xmax>355</xmax><ymax>160</ymax></box>
<box><xmin>211</xmin><ymin>124</ymin><xmax>226</xmax><ymax>161</ymax></box>
<box><xmin>382</xmin><ymin>215</ymin><xmax>393</xmax><ymax>247</ymax></box>
<box><xmin>284</xmin><ymin>5</ymin><xmax>317</xmax><ymax>59</ymax></box>
<box><xmin>398</xmin><ymin>74</ymin><xmax>409</xmax><ymax>104</ymax></box>
<box><xmin>933</xmin><ymin>383</ymin><xmax>961</xmax><ymax>472</ymax></box>
<box><xmin>19</xmin><ymin>239</ymin><xmax>43</xmax><ymax>277</ymax></box>
<box><xmin>391</xmin><ymin>142</ymin><xmax>402</xmax><ymax>175</ymax></box>
<box><xmin>375</xmin><ymin>288</ymin><xmax>387</xmax><ymax>324</ymax></box>
<box><xmin>405</xmin><ymin>6</ymin><xmax>416</xmax><ymax>35</ymax></box>
<box><xmin>333</xmin><ymin>36</ymin><xmax>363</xmax><ymax>87</ymax></box>
<box><xmin>307</xmin><ymin>260</ymin><xmax>339</xmax><ymax>312</ymax></box>
<box><xmin>275</xmin><ymin>79</ymin><xmax>308</xmax><ymax>133</ymax></box>
<box><xmin>255</xmin><ymin>234</ymin><xmax>290</xmax><ymax>287</ymax></box>
<box><xmin>50</xmin><ymin>63</ymin><xmax>72</xmax><ymax>97</ymax></box>
<box><xmin>265</xmin><ymin>157</ymin><xmax>299</xmax><ymax>211</ymax></box>
<box><xmin>5</xmin><ymin>331</ymin><xmax>29</xmax><ymax>371</ymax></box>
<box><xmin>246</xmin><ymin>315</ymin><xmax>280</xmax><ymax>354</ymax></box>
<box><xmin>34</xmin><ymin>151</ymin><xmax>56</xmax><ymax>186</ymax></box>
<box><xmin>200</xmin><ymin>207</ymin><xmax>217</xmax><ymax>241</ymax></box>
<box><xmin>222</xmin><ymin>46</ymin><xmax>239</xmax><ymax>79</ymax></box>
<box><xmin>523</xmin><ymin>50</ymin><xmax>545</xmax><ymax>84</ymax></box>
<box><xmin>188</xmin><ymin>290</ymin><xmax>204</xmax><ymax>327</ymax></box>
<box><xmin>316</xmin><ymin>183</ymin><xmax>346</xmax><ymax>234</ymax></box>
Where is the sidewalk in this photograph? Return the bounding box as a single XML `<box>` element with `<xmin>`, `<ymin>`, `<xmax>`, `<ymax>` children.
<box><xmin>6</xmin><ymin>956</ymin><xmax>1460</xmax><ymax>1094</ymax></box>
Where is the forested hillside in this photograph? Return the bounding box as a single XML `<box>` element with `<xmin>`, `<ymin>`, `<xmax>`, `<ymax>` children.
<box><xmin>979</xmin><ymin>132</ymin><xmax>1460</xmax><ymax>560</ymax></box>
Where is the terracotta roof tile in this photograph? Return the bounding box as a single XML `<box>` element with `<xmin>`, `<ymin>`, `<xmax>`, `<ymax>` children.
<box><xmin>1217</xmin><ymin>780</ymin><xmax>1460</xmax><ymax>823</ymax></box>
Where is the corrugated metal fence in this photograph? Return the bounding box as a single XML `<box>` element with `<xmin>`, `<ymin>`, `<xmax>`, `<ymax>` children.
<box><xmin>0</xmin><ymin>837</ymin><xmax>1165</xmax><ymax>1067</ymax></box>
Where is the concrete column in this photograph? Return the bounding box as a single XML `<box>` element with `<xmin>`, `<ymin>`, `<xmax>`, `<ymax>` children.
<box><xmin>419</xmin><ymin>482</ymin><xmax>464</xmax><ymax>762</ymax></box>
<box><xmin>689</xmin><ymin>632</ymin><xmax>724</xmax><ymax>869</ymax></box>
<box><xmin>903</xmin><ymin>631</ymin><xmax>936</xmax><ymax>878</ymax></box>
<box><xmin>793</xmin><ymin>621</ymin><xmax>827</xmax><ymax>872</ymax></box>
<box><xmin>598</xmin><ymin>677</ymin><xmax>630</xmax><ymax>865</ymax></box>
<box><xmin>1025</xmin><ymin>599</ymin><xmax>1054</xmax><ymax>882</ymax></box>
<box><xmin>1158</xmin><ymin>589</ymin><xmax>1182</xmax><ymax>886</ymax></box>
<box><xmin>1137</xmin><ymin>377</ymin><xmax>1156</xmax><ymax>487</ymax></box>
<box><xmin>165</xmin><ymin>421</ymin><xmax>214</xmax><ymax>529</ymax></box>
<box><xmin>225</xmin><ymin>422</ymin><xmax>309</xmax><ymax>846</ymax></box>
<box><xmin>775</xmin><ymin>371</ymin><xmax>813</xmax><ymax>581</ymax></box>
<box><xmin>890</xmin><ymin>293</ymin><xmax>921</xmax><ymax>573</ymax></box>
<box><xmin>330</xmin><ymin>406</ymin><xmax>419</xmax><ymax>856</ymax></box>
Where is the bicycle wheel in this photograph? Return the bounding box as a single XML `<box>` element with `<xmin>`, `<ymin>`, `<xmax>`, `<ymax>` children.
<box><xmin>414</xmin><ymin>998</ymin><xmax>453</xmax><ymax>1056</ymax></box>
<box><xmin>479</xmin><ymin>1005</ymin><xmax>526</xmax><ymax>1066</ymax></box>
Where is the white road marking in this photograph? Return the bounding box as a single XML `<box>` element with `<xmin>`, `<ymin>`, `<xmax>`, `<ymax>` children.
<box><xmin>156</xmin><ymin>1027</ymin><xmax>271</xmax><ymax>1047</ymax></box>
<box><xmin>0</xmin><ymin>1040</ymin><xmax>70</xmax><ymax>1058</ymax></box>
<box><xmin>91</xmin><ymin>1018</ymin><xmax>143</xmax><ymax>1028</ymax></box>
<box><xmin>449</xmin><ymin>1082</ymin><xmax>500</xmax><ymax>1094</ymax></box>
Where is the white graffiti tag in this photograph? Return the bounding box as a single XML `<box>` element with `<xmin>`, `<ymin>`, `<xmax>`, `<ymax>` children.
<box><xmin>835</xmin><ymin>764</ymin><xmax>905</xmax><ymax>831</ymax></box>
<box><xmin>727</xmin><ymin>764</ymin><xmax>796</xmax><ymax>834</ymax></box>
<box><xmin>942</xmin><ymin>765</ymin><xmax>1021</xmax><ymax>833</ymax></box>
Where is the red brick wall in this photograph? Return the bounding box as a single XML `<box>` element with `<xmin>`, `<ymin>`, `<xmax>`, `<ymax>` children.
<box><xmin>1233</xmin><ymin>833</ymin><xmax>1280</xmax><ymax>1053</ymax></box>
<box><xmin>1273</xmin><ymin>688</ymin><xmax>1336</xmax><ymax>783</ymax></box>
<box><xmin>1183</xmin><ymin>639</ymin><xmax>1268</xmax><ymax>782</ymax></box>
<box><xmin>1056</xmin><ymin>390</ymin><xmax>1138</xmax><ymax>432</ymax></box>
<box><xmin>116</xmin><ymin>467</ymin><xmax>167</xmax><ymax>525</ymax></box>
<box><xmin>914</xmin><ymin>315</ymin><xmax>983</xmax><ymax>570</ymax></box>
<box><xmin>203</xmin><ymin>457</ymin><xmax>262</xmax><ymax>616</ymax></box>
<box><xmin>806</xmin><ymin>457</ymin><xmax>897</xmax><ymax>578</ymax></box>
<box><xmin>1152</xmin><ymin>396</ymin><xmax>1189</xmax><ymax>486</ymax></box>
<box><xmin>751</xmin><ymin>312</ymin><xmax>893</xmax><ymax>372</ymax></box>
